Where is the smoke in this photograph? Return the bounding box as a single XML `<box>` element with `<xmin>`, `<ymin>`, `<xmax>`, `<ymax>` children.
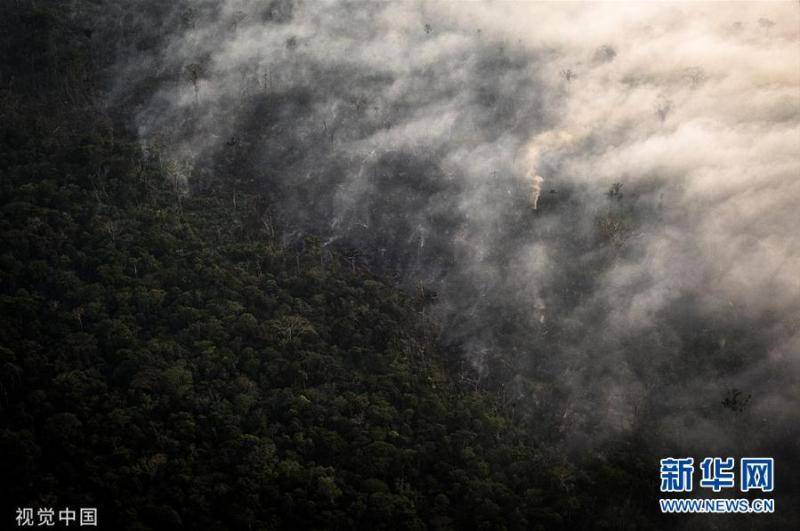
<box><xmin>523</xmin><ymin>129</ymin><xmax>576</xmax><ymax>209</ymax></box>
<box><xmin>526</xmin><ymin>173</ymin><xmax>544</xmax><ymax>209</ymax></box>
<box><xmin>116</xmin><ymin>0</ymin><xmax>800</xmax><ymax>458</ymax></box>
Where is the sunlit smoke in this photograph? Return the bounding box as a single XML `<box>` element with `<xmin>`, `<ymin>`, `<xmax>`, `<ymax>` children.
<box><xmin>121</xmin><ymin>0</ymin><xmax>800</xmax><ymax>455</ymax></box>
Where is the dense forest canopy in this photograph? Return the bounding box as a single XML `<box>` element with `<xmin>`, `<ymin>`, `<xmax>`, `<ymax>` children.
<box><xmin>1</xmin><ymin>1</ymin><xmax>798</xmax><ymax>529</ymax></box>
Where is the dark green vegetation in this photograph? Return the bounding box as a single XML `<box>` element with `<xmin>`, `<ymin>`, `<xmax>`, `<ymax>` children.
<box><xmin>1</xmin><ymin>131</ymin><xmax>604</xmax><ymax>529</ymax></box>
<box><xmin>0</xmin><ymin>4</ymin><xmax>661</xmax><ymax>529</ymax></box>
<box><xmin>1</xmin><ymin>2</ymin><xmax>793</xmax><ymax>530</ymax></box>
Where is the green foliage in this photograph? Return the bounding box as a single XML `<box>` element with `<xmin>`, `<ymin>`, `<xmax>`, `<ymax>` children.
<box><xmin>0</xmin><ymin>43</ymin><xmax>572</xmax><ymax>530</ymax></box>
<box><xmin>0</xmin><ymin>2</ymin><xmax>674</xmax><ymax>529</ymax></box>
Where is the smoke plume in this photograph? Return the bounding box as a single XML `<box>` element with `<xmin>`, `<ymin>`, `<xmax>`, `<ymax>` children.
<box><xmin>113</xmin><ymin>0</ymin><xmax>800</xmax><ymax>462</ymax></box>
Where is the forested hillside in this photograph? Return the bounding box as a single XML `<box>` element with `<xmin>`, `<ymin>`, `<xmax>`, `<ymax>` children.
<box><xmin>1</xmin><ymin>1</ymin><xmax>797</xmax><ymax>530</ymax></box>
<box><xmin>0</xmin><ymin>4</ymin><xmax>662</xmax><ymax>529</ymax></box>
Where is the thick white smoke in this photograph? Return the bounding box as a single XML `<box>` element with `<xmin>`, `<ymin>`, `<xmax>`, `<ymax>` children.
<box><xmin>125</xmin><ymin>0</ymin><xmax>800</xmax><ymax>454</ymax></box>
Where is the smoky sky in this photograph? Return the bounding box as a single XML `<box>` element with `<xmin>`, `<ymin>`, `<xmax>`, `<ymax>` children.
<box><xmin>112</xmin><ymin>0</ymin><xmax>800</xmax><ymax>459</ymax></box>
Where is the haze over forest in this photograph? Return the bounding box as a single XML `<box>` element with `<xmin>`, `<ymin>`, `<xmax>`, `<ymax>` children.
<box><xmin>126</xmin><ymin>1</ymin><xmax>800</xmax><ymax>453</ymax></box>
<box><xmin>1</xmin><ymin>1</ymin><xmax>798</xmax><ymax>529</ymax></box>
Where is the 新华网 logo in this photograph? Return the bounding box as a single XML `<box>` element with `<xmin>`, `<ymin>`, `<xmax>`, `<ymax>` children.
<box><xmin>659</xmin><ymin>457</ymin><xmax>775</xmax><ymax>514</ymax></box>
